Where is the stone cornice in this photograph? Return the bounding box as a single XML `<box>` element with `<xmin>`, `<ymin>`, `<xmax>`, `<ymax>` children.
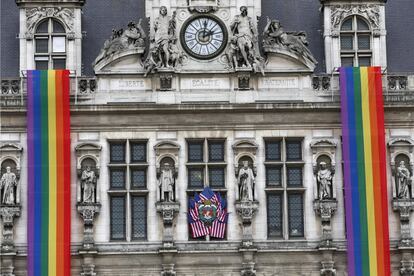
<box><xmin>15</xmin><ymin>0</ymin><xmax>85</xmax><ymax>7</ymax></box>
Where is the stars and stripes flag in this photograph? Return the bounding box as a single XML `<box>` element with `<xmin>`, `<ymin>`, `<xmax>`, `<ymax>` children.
<box><xmin>188</xmin><ymin>187</ymin><xmax>228</xmax><ymax>239</ymax></box>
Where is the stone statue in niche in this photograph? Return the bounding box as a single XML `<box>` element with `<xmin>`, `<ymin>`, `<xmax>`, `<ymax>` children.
<box><xmin>81</xmin><ymin>166</ymin><xmax>97</xmax><ymax>203</ymax></box>
<box><xmin>237</xmin><ymin>160</ymin><xmax>255</xmax><ymax>201</ymax></box>
<box><xmin>397</xmin><ymin>161</ymin><xmax>411</xmax><ymax>199</ymax></box>
<box><xmin>229</xmin><ymin>6</ymin><xmax>264</xmax><ymax>75</ymax></box>
<box><xmin>317</xmin><ymin>162</ymin><xmax>333</xmax><ymax>200</ymax></box>
<box><xmin>93</xmin><ymin>19</ymin><xmax>146</xmax><ymax>65</ymax></box>
<box><xmin>159</xmin><ymin>162</ymin><xmax>175</xmax><ymax>202</ymax></box>
<box><xmin>144</xmin><ymin>6</ymin><xmax>183</xmax><ymax>75</ymax></box>
<box><xmin>0</xmin><ymin>166</ymin><xmax>17</xmax><ymax>205</ymax></box>
<box><xmin>263</xmin><ymin>18</ymin><xmax>317</xmax><ymax>64</ymax></box>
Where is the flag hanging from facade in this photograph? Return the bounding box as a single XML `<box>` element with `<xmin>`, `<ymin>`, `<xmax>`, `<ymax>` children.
<box><xmin>27</xmin><ymin>70</ymin><xmax>71</xmax><ymax>276</ymax></box>
<box><xmin>339</xmin><ymin>67</ymin><xmax>391</xmax><ymax>276</ymax></box>
<box><xmin>188</xmin><ymin>187</ymin><xmax>228</xmax><ymax>239</ymax></box>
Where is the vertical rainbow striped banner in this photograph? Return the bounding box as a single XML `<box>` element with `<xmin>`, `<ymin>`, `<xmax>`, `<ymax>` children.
<box><xmin>340</xmin><ymin>67</ymin><xmax>390</xmax><ymax>276</ymax></box>
<box><xmin>27</xmin><ymin>70</ymin><xmax>71</xmax><ymax>276</ymax></box>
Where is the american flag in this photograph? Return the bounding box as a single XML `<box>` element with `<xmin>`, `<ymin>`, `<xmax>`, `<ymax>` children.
<box><xmin>188</xmin><ymin>187</ymin><xmax>228</xmax><ymax>239</ymax></box>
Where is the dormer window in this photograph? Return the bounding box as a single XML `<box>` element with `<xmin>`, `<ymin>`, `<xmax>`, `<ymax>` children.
<box><xmin>340</xmin><ymin>16</ymin><xmax>372</xmax><ymax>67</ymax></box>
<box><xmin>34</xmin><ymin>18</ymin><xmax>67</xmax><ymax>70</ymax></box>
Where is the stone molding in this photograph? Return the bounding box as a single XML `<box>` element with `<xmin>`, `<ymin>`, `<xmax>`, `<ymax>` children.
<box><xmin>77</xmin><ymin>202</ymin><xmax>101</xmax><ymax>250</ymax></box>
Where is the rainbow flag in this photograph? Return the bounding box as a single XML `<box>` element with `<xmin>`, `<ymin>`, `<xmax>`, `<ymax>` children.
<box><xmin>340</xmin><ymin>67</ymin><xmax>390</xmax><ymax>276</ymax></box>
<box><xmin>27</xmin><ymin>70</ymin><xmax>71</xmax><ymax>276</ymax></box>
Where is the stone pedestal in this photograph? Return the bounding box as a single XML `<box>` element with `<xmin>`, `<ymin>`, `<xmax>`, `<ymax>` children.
<box><xmin>235</xmin><ymin>200</ymin><xmax>259</xmax><ymax>247</ymax></box>
<box><xmin>313</xmin><ymin>199</ymin><xmax>338</xmax><ymax>275</ymax></box>
<box><xmin>77</xmin><ymin>202</ymin><xmax>101</xmax><ymax>276</ymax></box>
<box><xmin>392</xmin><ymin>198</ymin><xmax>414</xmax><ymax>274</ymax></box>
<box><xmin>393</xmin><ymin>199</ymin><xmax>414</xmax><ymax>247</ymax></box>
<box><xmin>156</xmin><ymin>201</ymin><xmax>180</xmax><ymax>247</ymax></box>
<box><xmin>0</xmin><ymin>205</ymin><xmax>21</xmax><ymax>276</ymax></box>
<box><xmin>77</xmin><ymin>202</ymin><xmax>101</xmax><ymax>249</ymax></box>
<box><xmin>156</xmin><ymin>201</ymin><xmax>180</xmax><ymax>275</ymax></box>
<box><xmin>0</xmin><ymin>205</ymin><xmax>21</xmax><ymax>252</ymax></box>
<box><xmin>313</xmin><ymin>199</ymin><xmax>337</xmax><ymax>248</ymax></box>
<box><xmin>235</xmin><ymin>200</ymin><xmax>259</xmax><ymax>276</ymax></box>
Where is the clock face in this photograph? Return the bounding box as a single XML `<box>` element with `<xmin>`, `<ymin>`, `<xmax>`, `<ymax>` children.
<box><xmin>181</xmin><ymin>15</ymin><xmax>228</xmax><ymax>60</ymax></box>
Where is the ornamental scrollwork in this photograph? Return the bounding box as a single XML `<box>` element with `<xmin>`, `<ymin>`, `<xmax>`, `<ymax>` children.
<box><xmin>331</xmin><ymin>4</ymin><xmax>380</xmax><ymax>35</ymax></box>
<box><xmin>26</xmin><ymin>7</ymin><xmax>75</xmax><ymax>37</ymax></box>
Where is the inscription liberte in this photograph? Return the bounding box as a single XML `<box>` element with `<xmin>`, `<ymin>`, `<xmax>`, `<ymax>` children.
<box><xmin>118</xmin><ymin>80</ymin><xmax>145</xmax><ymax>88</ymax></box>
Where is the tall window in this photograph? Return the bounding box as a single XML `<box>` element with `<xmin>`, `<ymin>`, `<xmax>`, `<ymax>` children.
<box><xmin>340</xmin><ymin>16</ymin><xmax>372</xmax><ymax>67</ymax></box>
<box><xmin>186</xmin><ymin>139</ymin><xmax>226</xmax><ymax>239</ymax></box>
<box><xmin>34</xmin><ymin>18</ymin><xmax>67</xmax><ymax>70</ymax></box>
<box><xmin>265</xmin><ymin>138</ymin><xmax>305</xmax><ymax>239</ymax></box>
<box><xmin>187</xmin><ymin>139</ymin><xmax>226</xmax><ymax>190</ymax></box>
<box><xmin>108</xmin><ymin>140</ymin><xmax>148</xmax><ymax>241</ymax></box>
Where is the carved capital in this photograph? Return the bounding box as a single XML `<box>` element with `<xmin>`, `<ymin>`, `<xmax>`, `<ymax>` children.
<box><xmin>156</xmin><ymin>201</ymin><xmax>180</xmax><ymax>226</ymax></box>
<box><xmin>235</xmin><ymin>200</ymin><xmax>259</xmax><ymax>224</ymax></box>
<box><xmin>314</xmin><ymin>199</ymin><xmax>338</xmax><ymax>222</ymax></box>
<box><xmin>77</xmin><ymin>203</ymin><xmax>101</xmax><ymax>225</ymax></box>
<box><xmin>393</xmin><ymin>199</ymin><xmax>414</xmax><ymax>221</ymax></box>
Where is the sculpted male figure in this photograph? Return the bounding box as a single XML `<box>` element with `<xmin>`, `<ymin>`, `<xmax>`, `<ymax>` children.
<box><xmin>81</xmin><ymin>166</ymin><xmax>96</xmax><ymax>203</ymax></box>
<box><xmin>159</xmin><ymin>162</ymin><xmax>174</xmax><ymax>202</ymax></box>
<box><xmin>230</xmin><ymin>6</ymin><xmax>256</xmax><ymax>68</ymax></box>
<box><xmin>397</xmin><ymin>161</ymin><xmax>411</xmax><ymax>199</ymax></box>
<box><xmin>0</xmin><ymin>166</ymin><xmax>17</xmax><ymax>205</ymax></box>
<box><xmin>154</xmin><ymin>6</ymin><xmax>172</xmax><ymax>67</ymax></box>
<box><xmin>317</xmin><ymin>162</ymin><xmax>333</xmax><ymax>199</ymax></box>
<box><xmin>238</xmin><ymin>160</ymin><xmax>255</xmax><ymax>201</ymax></box>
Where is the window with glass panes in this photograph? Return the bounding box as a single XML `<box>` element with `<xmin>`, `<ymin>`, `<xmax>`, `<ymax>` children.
<box><xmin>34</xmin><ymin>18</ymin><xmax>67</xmax><ymax>70</ymax></box>
<box><xmin>340</xmin><ymin>16</ymin><xmax>372</xmax><ymax>67</ymax></box>
<box><xmin>265</xmin><ymin>138</ymin><xmax>305</xmax><ymax>239</ymax></box>
<box><xmin>108</xmin><ymin>140</ymin><xmax>148</xmax><ymax>241</ymax></box>
<box><xmin>186</xmin><ymin>139</ymin><xmax>226</xmax><ymax>239</ymax></box>
<box><xmin>187</xmin><ymin>139</ymin><xmax>226</xmax><ymax>189</ymax></box>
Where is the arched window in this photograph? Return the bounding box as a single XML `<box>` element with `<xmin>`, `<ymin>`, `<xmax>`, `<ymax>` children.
<box><xmin>340</xmin><ymin>16</ymin><xmax>372</xmax><ymax>67</ymax></box>
<box><xmin>34</xmin><ymin>18</ymin><xmax>67</xmax><ymax>70</ymax></box>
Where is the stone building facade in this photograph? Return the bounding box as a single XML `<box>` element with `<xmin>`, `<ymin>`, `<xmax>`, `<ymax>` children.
<box><xmin>1</xmin><ymin>0</ymin><xmax>414</xmax><ymax>275</ymax></box>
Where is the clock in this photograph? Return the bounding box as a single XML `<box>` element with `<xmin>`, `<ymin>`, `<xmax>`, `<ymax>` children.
<box><xmin>180</xmin><ymin>15</ymin><xmax>228</xmax><ymax>60</ymax></box>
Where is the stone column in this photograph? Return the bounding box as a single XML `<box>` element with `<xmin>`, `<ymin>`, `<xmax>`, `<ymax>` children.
<box><xmin>0</xmin><ymin>205</ymin><xmax>21</xmax><ymax>276</ymax></box>
<box><xmin>314</xmin><ymin>199</ymin><xmax>338</xmax><ymax>276</ymax></box>
<box><xmin>236</xmin><ymin>200</ymin><xmax>259</xmax><ymax>276</ymax></box>
<box><xmin>77</xmin><ymin>202</ymin><xmax>101</xmax><ymax>276</ymax></box>
<box><xmin>392</xmin><ymin>198</ymin><xmax>414</xmax><ymax>274</ymax></box>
